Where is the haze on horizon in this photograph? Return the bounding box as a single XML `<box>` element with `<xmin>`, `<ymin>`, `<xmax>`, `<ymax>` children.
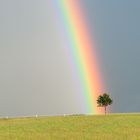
<box><xmin>0</xmin><ymin>0</ymin><xmax>140</xmax><ymax>117</ymax></box>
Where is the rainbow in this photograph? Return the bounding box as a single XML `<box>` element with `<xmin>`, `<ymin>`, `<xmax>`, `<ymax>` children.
<box><xmin>50</xmin><ymin>0</ymin><xmax>104</xmax><ymax>114</ymax></box>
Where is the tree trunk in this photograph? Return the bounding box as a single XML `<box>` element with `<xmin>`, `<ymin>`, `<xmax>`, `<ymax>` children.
<box><xmin>105</xmin><ymin>106</ymin><xmax>106</xmax><ymax>115</ymax></box>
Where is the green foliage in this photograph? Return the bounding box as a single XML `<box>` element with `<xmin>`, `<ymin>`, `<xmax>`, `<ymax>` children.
<box><xmin>97</xmin><ymin>93</ymin><xmax>113</xmax><ymax>114</ymax></box>
<box><xmin>97</xmin><ymin>93</ymin><xmax>113</xmax><ymax>107</ymax></box>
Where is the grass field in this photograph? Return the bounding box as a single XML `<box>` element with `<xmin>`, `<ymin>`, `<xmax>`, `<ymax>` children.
<box><xmin>0</xmin><ymin>114</ymin><xmax>140</xmax><ymax>140</ymax></box>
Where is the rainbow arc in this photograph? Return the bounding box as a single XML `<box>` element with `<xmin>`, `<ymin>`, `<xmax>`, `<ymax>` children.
<box><xmin>50</xmin><ymin>0</ymin><xmax>104</xmax><ymax>114</ymax></box>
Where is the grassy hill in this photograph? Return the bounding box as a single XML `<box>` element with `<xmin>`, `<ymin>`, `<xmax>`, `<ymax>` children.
<box><xmin>0</xmin><ymin>114</ymin><xmax>140</xmax><ymax>140</ymax></box>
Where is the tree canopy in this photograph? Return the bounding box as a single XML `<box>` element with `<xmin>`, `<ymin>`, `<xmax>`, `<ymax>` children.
<box><xmin>97</xmin><ymin>93</ymin><xmax>113</xmax><ymax>114</ymax></box>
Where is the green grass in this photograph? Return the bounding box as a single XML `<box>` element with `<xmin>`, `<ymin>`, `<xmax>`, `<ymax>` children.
<box><xmin>0</xmin><ymin>114</ymin><xmax>140</xmax><ymax>140</ymax></box>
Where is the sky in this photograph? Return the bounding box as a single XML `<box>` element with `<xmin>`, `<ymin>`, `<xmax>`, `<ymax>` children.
<box><xmin>0</xmin><ymin>0</ymin><xmax>140</xmax><ymax>117</ymax></box>
<box><xmin>83</xmin><ymin>0</ymin><xmax>140</xmax><ymax>113</ymax></box>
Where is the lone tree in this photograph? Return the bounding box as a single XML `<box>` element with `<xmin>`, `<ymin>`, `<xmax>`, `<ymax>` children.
<box><xmin>97</xmin><ymin>93</ymin><xmax>113</xmax><ymax>114</ymax></box>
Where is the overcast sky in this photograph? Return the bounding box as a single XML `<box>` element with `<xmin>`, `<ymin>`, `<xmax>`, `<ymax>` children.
<box><xmin>0</xmin><ymin>0</ymin><xmax>140</xmax><ymax>117</ymax></box>
<box><xmin>83</xmin><ymin>0</ymin><xmax>140</xmax><ymax>113</ymax></box>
